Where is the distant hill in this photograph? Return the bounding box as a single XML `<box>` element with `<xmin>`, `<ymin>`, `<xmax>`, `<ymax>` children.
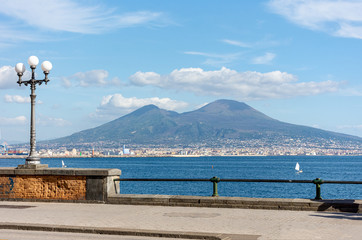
<box><xmin>45</xmin><ymin>99</ymin><xmax>362</xmax><ymax>147</ymax></box>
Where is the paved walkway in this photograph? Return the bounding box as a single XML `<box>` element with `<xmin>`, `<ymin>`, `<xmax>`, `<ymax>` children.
<box><xmin>0</xmin><ymin>201</ymin><xmax>361</xmax><ymax>240</ymax></box>
<box><xmin>0</xmin><ymin>229</ymin><xmax>190</xmax><ymax>240</ymax></box>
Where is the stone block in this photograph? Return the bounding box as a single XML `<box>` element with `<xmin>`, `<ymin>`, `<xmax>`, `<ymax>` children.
<box><xmin>42</xmin><ymin>169</ymin><xmax>76</xmax><ymax>176</ymax></box>
<box><xmin>74</xmin><ymin>169</ymin><xmax>121</xmax><ymax>176</ymax></box>
<box><xmin>130</xmin><ymin>196</ymin><xmax>169</xmax><ymax>204</ymax></box>
<box><xmin>169</xmin><ymin>196</ymin><xmax>200</xmax><ymax>203</ymax></box>
<box><xmin>199</xmin><ymin>197</ymin><xmax>219</xmax><ymax>204</ymax></box>
<box><xmin>13</xmin><ymin>169</ymin><xmax>38</xmax><ymax>175</ymax></box>
<box><xmin>0</xmin><ymin>168</ymin><xmax>16</xmax><ymax>175</ymax></box>
<box><xmin>86</xmin><ymin>177</ymin><xmax>104</xmax><ymax>201</ymax></box>
<box><xmin>16</xmin><ymin>164</ymin><xmax>48</xmax><ymax>169</ymax></box>
<box><xmin>106</xmin><ymin>176</ymin><xmax>120</xmax><ymax>195</ymax></box>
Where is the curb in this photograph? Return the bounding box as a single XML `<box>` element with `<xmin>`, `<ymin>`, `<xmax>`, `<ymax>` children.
<box><xmin>0</xmin><ymin>223</ymin><xmax>260</xmax><ymax>240</ymax></box>
<box><xmin>107</xmin><ymin>194</ymin><xmax>362</xmax><ymax>213</ymax></box>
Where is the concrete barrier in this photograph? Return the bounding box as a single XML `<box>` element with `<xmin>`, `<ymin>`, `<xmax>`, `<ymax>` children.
<box><xmin>108</xmin><ymin>194</ymin><xmax>362</xmax><ymax>213</ymax></box>
<box><xmin>0</xmin><ymin>168</ymin><xmax>121</xmax><ymax>202</ymax></box>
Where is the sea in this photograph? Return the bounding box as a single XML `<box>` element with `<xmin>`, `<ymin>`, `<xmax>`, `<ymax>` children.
<box><xmin>1</xmin><ymin>156</ymin><xmax>361</xmax><ymax>200</ymax></box>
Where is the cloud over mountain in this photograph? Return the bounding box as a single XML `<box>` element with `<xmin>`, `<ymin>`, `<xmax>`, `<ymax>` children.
<box><xmin>95</xmin><ymin>93</ymin><xmax>188</xmax><ymax>118</ymax></box>
<box><xmin>130</xmin><ymin>67</ymin><xmax>341</xmax><ymax>100</ymax></box>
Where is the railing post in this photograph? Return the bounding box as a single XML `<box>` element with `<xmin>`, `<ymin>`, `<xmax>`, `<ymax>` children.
<box><xmin>210</xmin><ymin>176</ymin><xmax>221</xmax><ymax>197</ymax></box>
<box><xmin>312</xmin><ymin>178</ymin><xmax>323</xmax><ymax>200</ymax></box>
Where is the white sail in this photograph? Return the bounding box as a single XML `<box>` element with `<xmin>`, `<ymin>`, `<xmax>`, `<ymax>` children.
<box><xmin>62</xmin><ymin>160</ymin><xmax>67</xmax><ymax>168</ymax></box>
<box><xmin>295</xmin><ymin>162</ymin><xmax>302</xmax><ymax>172</ymax></box>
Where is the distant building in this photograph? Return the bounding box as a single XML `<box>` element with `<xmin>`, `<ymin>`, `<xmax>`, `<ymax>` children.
<box><xmin>123</xmin><ymin>145</ymin><xmax>130</xmax><ymax>155</ymax></box>
<box><xmin>0</xmin><ymin>142</ymin><xmax>7</xmax><ymax>155</ymax></box>
<box><xmin>71</xmin><ymin>148</ymin><xmax>77</xmax><ymax>156</ymax></box>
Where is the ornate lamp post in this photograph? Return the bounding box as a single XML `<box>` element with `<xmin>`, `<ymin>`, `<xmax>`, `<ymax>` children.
<box><xmin>15</xmin><ymin>56</ymin><xmax>52</xmax><ymax>166</ymax></box>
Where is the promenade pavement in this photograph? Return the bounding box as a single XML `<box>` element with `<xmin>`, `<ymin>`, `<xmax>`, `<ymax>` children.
<box><xmin>0</xmin><ymin>201</ymin><xmax>361</xmax><ymax>240</ymax></box>
<box><xmin>0</xmin><ymin>230</ymin><xmax>190</xmax><ymax>240</ymax></box>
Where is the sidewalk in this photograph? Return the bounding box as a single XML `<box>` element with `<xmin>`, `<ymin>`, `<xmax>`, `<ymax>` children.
<box><xmin>0</xmin><ymin>201</ymin><xmax>361</xmax><ymax>240</ymax></box>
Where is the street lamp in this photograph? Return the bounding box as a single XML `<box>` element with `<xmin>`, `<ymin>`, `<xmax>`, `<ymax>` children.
<box><xmin>15</xmin><ymin>56</ymin><xmax>52</xmax><ymax>166</ymax></box>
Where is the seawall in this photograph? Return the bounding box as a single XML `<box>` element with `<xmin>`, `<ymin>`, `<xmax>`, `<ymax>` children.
<box><xmin>0</xmin><ymin>167</ymin><xmax>360</xmax><ymax>213</ymax></box>
<box><xmin>0</xmin><ymin>167</ymin><xmax>121</xmax><ymax>202</ymax></box>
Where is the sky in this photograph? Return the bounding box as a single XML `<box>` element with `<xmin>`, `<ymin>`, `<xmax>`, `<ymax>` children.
<box><xmin>1</xmin><ymin>0</ymin><xmax>362</xmax><ymax>143</ymax></box>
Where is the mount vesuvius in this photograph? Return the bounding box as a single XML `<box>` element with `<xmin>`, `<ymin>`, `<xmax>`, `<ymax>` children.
<box><xmin>44</xmin><ymin>99</ymin><xmax>362</xmax><ymax>148</ymax></box>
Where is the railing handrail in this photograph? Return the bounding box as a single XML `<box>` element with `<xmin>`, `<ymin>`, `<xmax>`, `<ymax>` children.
<box><xmin>114</xmin><ymin>178</ymin><xmax>362</xmax><ymax>184</ymax></box>
<box><xmin>114</xmin><ymin>177</ymin><xmax>362</xmax><ymax>199</ymax></box>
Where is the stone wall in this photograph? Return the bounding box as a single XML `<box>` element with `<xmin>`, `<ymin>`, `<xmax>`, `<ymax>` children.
<box><xmin>0</xmin><ymin>175</ymin><xmax>86</xmax><ymax>200</ymax></box>
<box><xmin>0</xmin><ymin>168</ymin><xmax>121</xmax><ymax>202</ymax></box>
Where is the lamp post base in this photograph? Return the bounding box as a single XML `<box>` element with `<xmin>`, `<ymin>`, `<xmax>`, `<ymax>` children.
<box><xmin>25</xmin><ymin>155</ymin><xmax>41</xmax><ymax>165</ymax></box>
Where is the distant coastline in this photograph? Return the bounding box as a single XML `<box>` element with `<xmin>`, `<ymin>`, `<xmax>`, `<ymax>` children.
<box><xmin>1</xmin><ymin>153</ymin><xmax>361</xmax><ymax>159</ymax></box>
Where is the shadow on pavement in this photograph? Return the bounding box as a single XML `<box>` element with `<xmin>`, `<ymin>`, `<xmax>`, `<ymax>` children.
<box><xmin>310</xmin><ymin>212</ymin><xmax>362</xmax><ymax>221</ymax></box>
<box><xmin>313</xmin><ymin>199</ymin><xmax>360</xmax><ymax>213</ymax></box>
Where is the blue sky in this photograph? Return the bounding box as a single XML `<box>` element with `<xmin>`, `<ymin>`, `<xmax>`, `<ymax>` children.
<box><xmin>1</xmin><ymin>0</ymin><xmax>362</xmax><ymax>143</ymax></box>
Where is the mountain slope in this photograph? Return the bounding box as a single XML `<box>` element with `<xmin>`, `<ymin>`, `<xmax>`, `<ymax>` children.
<box><xmin>47</xmin><ymin>99</ymin><xmax>362</xmax><ymax>146</ymax></box>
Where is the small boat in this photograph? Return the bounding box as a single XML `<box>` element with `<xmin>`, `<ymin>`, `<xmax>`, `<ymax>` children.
<box><xmin>295</xmin><ymin>162</ymin><xmax>302</xmax><ymax>173</ymax></box>
<box><xmin>62</xmin><ymin>160</ymin><xmax>67</xmax><ymax>168</ymax></box>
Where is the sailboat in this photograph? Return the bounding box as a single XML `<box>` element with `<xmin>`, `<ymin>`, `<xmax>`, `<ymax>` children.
<box><xmin>295</xmin><ymin>162</ymin><xmax>302</xmax><ymax>173</ymax></box>
<box><xmin>62</xmin><ymin>160</ymin><xmax>67</xmax><ymax>168</ymax></box>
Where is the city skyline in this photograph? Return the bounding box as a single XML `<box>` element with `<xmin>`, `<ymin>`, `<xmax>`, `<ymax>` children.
<box><xmin>1</xmin><ymin>0</ymin><xmax>362</xmax><ymax>143</ymax></box>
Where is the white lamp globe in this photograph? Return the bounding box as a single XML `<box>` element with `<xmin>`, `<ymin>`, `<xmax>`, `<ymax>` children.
<box><xmin>15</xmin><ymin>63</ymin><xmax>25</xmax><ymax>73</ymax></box>
<box><xmin>41</xmin><ymin>61</ymin><xmax>53</xmax><ymax>72</ymax></box>
<box><xmin>28</xmin><ymin>56</ymin><xmax>39</xmax><ymax>67</ymax></box>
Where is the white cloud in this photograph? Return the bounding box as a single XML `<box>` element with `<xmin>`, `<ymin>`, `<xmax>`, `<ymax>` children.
<box><xmin>0</xmin><ymin>0</ymin><xmax>164</xmax><ymax>34</ymax></box>
<box><xmin>222</xmin><ymin>39</ymin><xmax>251</xmax><ymax>48</ymax></box>
<box><xmin>336</xmin><ymin>23</ymin><xmax>362</xmax><ymax>39</ymax></box>
<box><xmin>61</xmin><ymin>78</ymin><xmax>72</xmax><ymax>88</ymax></box>
<box><xmin>0</xmin><ymin>0</ymin><xmax>167</xmax><ymax>47</ymax></box>
<box><xmin>0</xmin><ymin>116</ymin><xmax>27</xmax><ymax>125</ymax></box>
<box><xmin>0</xmin><ymin>66</ymin><xmax>20</xmax><ymax>89</ymax></box>
<box><xmin>3</xmin><ymin>94</ymin><xmax>43</xmax><ymax>104</ymax></box>
<box><xmin>252</xmin><ymin>52</ymin><xmax>276</xmax><ymax>64</ymax></box>
<box><xmin>184</xmin><ymin>51</ymin><xmax>241</xmax><ymax>66</ymax></box>
<box><xmin>336</xmin><ymin>124</ymin><xmax>362</xmax><ymax>137</ymax></box>
<box><xmin>268</xmin><ymin>0</ymin><xmax>362</xmax><ymax>39</ymax></box>
<box><xmin>129</xmin><ymin>67</ymin><xmax>342</xmax><ymax>100</ymax></box>
<box><xmin>4</xmin><ymin>95</ymin><xmax>30</xmax><ymax>103</ymax></box>
<box><xmin>38</xmin><ymin>116</ymin><xmax>71</xmax><ymax>127</ymax></box>
<box><xmin>0</xmin><ymin>24</ymin><xmax>45</xmax><ymax>47</ymax></box>
<box><xmin>337</xmin><ymin>124</ymin><xmax>362</xmax><ymax>130</ymax></box>
<box><xmin>95</xmin><ymin>94</ymin><xmax>188</xmax><ymax>117</ymax></box>
<box><xmin>0</xmin><ymin>66</ymin><xmax>33</xmax><ymax>89</ymax></box>
<box><xmin>62</xmin><ymin>70</ymin><xmax>121</xmax><ymax>88</ymax></box>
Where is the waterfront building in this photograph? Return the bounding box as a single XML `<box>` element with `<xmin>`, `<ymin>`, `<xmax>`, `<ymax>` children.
<box><xmin>123</xmin><ymin>145</ymin><xmax>130</xmax><ymax>155</ymax></box>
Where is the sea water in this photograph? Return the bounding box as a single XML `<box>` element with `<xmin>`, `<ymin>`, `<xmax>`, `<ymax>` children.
<box><xmin>1</xmin><ymin>156</ymin><xmax>361</xmax><ymax>199</ymax></box>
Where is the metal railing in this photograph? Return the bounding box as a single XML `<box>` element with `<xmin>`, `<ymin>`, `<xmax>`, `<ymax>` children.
<box><xmin>114</xmin><ymin>177</ymin><xmax>362</xmax><ymax>200</ymax></box>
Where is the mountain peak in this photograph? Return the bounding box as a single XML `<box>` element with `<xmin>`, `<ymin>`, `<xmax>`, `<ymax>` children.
<box><xmin>205</xmin><ymin>99</ymin><xmax>251</xmax><ymax>111</ymax></box>
<box><xmin>195</xmin><ymin>99</ymin><xmax>254</xmax><ymax>116</ymax></box>
<box><xmin>140</xmin><ymin>104</ymin><xmax>160</xmax><ymax>110</ymax></box>
<box><xmin>130</xmin><ymin>104</ymin><xmax>160</xmax><ymax>116</ymax></box>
